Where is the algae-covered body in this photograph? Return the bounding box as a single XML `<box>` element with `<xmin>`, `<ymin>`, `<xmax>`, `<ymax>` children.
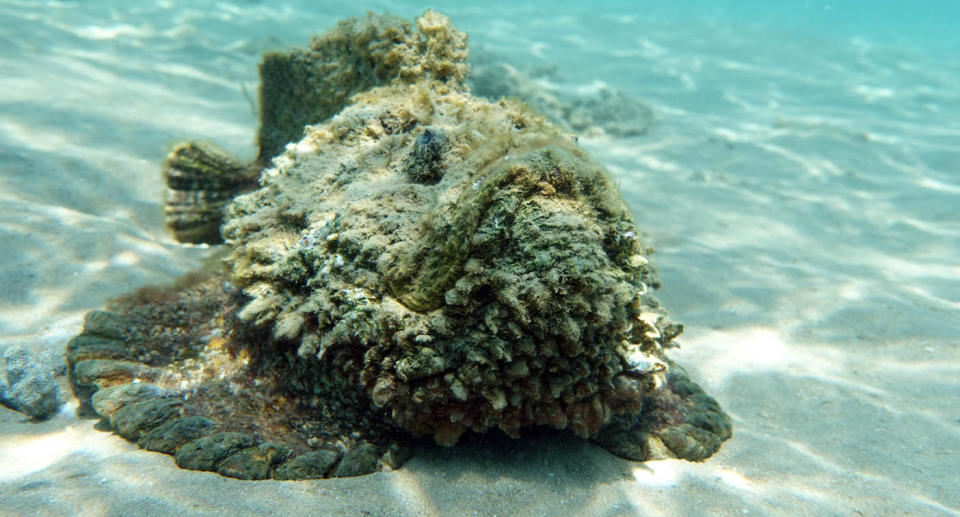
<box><xmin>67</xmin><ymin>11</ymin><xmax>730</xmax><ymax>480</ymax></box>
<box><xmin>225</xmin><ymin>78</ymin><xmax>681</xmax><ymax>446</ymax></box>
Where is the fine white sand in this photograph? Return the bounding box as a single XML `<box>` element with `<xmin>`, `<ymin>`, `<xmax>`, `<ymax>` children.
<box><xmin>1</xmin><ymin>2</ymin><xmax>958</xmax><ymax>516</ymax></box>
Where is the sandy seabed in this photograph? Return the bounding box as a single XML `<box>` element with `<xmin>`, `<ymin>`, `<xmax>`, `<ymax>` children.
<box><xmin>1</xmin><ymin>1</ymin><xmax>958</xmax><ymax>516</ymax></box>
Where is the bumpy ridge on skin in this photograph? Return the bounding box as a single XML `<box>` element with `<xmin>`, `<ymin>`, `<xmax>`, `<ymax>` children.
<box><xmin>257</xmin><ymin>10</ymin><xmax>468</xmax><ymax>162</ymax></box>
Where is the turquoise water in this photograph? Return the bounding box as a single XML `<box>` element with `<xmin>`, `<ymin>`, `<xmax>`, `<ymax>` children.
<box><xmin>632</xmin><ymin>0</ymin><xmax>960</xmax><ymax>44</ymax></box>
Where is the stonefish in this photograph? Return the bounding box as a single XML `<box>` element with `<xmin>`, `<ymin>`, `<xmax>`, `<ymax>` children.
<box><xmin>66</xmin><ymin>11</ymin><xmax>730</xmax><ymax>480</ymax></box>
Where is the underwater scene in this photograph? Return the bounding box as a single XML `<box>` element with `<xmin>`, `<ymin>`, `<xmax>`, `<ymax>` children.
<box><xmin>0</xmin><ymin>1</ymin><xmax>958</xmax><ymax>516</ymax></box>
